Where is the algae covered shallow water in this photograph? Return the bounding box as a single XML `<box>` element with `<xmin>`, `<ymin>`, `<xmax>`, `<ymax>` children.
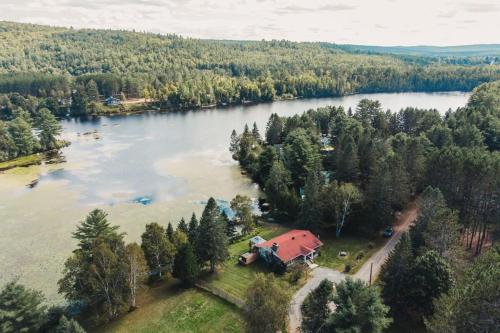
<box><xmin>0</xmin><ymin>91</ymin><xmax>469</xmax><ymax>302</ymax></box>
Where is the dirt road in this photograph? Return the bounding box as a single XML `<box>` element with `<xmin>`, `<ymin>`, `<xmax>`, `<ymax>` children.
<box><xmin>288</xmin><ymin>202</ymin><xmax>418</xmax><ymax>332</ymax></box>
<box><xmin>354</xmin><ymin>202</ymin><xmax>417</xmax><ymax>282</ymax></box>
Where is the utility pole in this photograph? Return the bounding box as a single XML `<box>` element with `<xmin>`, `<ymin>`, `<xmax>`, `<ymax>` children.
<box><xmin>369</xmin><ymin>262</ymin><xmax>373</xmax><ymax>285</ymax></box>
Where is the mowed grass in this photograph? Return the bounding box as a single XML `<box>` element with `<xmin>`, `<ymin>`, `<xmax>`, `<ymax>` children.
<box><xmin>316</xmin><ymin>234</ymin><xmax>385</xmax><ymax>273</ymax></box>
<box><xmin>202</xmin><ymin>223</ymin><xmax>292</xmax><ymax>302</ymax></box>
<box><xmin>98</xmin><ymin>280</ymin><xmax>244</xmax><ymax>333</ymax></box>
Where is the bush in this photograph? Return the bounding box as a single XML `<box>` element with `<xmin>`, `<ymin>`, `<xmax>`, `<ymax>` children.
<box><xmin>287</xmin><ymin>264</ymin><xmax>305</xmax><ymax>284</ymax></box>
<box><xmin>344</xmin><ymin>261</ymin><xmax>353</xmax><ymax>273</ymax></box>
<box><xmin>355</xmin><ymin>251</ymin><xmax>365</xmax><ymax>260</ymax></box>
<box><xmin>368</xmin><ymin>242</ymin><xmax>375</xmax><ymax>249</ymax></box>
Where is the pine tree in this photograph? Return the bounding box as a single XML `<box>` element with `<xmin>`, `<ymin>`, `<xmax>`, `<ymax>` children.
<box><xmin>265</xmin><ymin>113</ymin><xmax>284</xmax><ymax>145</ymax></box>
<box><xmin>252</xmin><ymin>121</ymin><xmax>262</xmax><ymax>143</ymax></box>
<box><xmin>0</xmin><ymin>281</ymin><xmax>47</xmax><ymax>333</ymax></box>
<box><xmin>301</xmin><ymin>279</ymin><xmax>334</xmax><ymax>333</ymax></box>
<box><xmin>7</xmin><ymin>116</ymin><xmax>39</xmax><ymax>156</ymax></box>
<box><xmin>335</xmin><ymin>134</ymin><xmax>360</xmax><ymax>182</ymax></box>
<box><xmin>166</xmin><ymin>222</ymin><xmax>174</xmax><ymax>242</ymax></box>
<box><xmin>173</xmin><ymin>244</ymin><xmax>200</xmax><ymax>286</ymax></box>
<box><xmin>229</xmin><ymin>129</ymin><xmax>240</xmax><ymax>160</ymax></box>
<box><xmin>59</xmin><ymin>216</ymin><xmax>129</xmax><ymax>322</ymax></box>
<box><xmin>380</xmin><ymin>232</ymin><xmax>414</xmax><ymax>316</ymax></box>
<box><xmin>408</xmin><ymin>250</ymin><xmax>453</xmax><ymax>317</ymax></box>
<box><xmin>300</xmin><ymin>161</ymin><xmax>323</xmax><ymax>231</ymax></box>
<box><xmin>72</xmin><ymin>209</ymin><xmax>121</xmax><ymax>252</ymax></box>
<box><xmin>177</xmin><ymin>217</ymin><xmax>188</xmax><ymax>234</ymax></box>
<box><xmin>195</xmin><ymin>198</ymin><xmax>229</xmax><ymax>272</ymax></box>
<box><xmin>326</xmin><ymin>278</ymin><xmax>392</xmax><ymax>333</ymax></box>
<box><xmin>35</xmin><ymin>108</ymin><xmax>62</xmax><ymax>150</ymax></box>
<box><xmin>54</xmin><ymin>315</ymin><xmax>86</xmax><ymax>333</ymax></box>
<box><xmin>188</xmin><ymin>213</ymin><xmax>198</xmax><ymax>243</ymax></box>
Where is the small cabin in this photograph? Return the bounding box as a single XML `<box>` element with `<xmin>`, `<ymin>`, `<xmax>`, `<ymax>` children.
<box><xmin>105</xmin><ymin>96</ymin><xmax>121</xmax><ymax>106</ymax></box>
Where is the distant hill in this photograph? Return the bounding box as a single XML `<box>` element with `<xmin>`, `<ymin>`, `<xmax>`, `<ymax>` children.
<box><xmin>0</xmin><ymin>20</ymin><xmax>499</xmax><ymax>111</ymax></box>
<box><xmin>335</xmin><ymin>44</ymin><xmax>500</xmax><ymax>58</ymax></box>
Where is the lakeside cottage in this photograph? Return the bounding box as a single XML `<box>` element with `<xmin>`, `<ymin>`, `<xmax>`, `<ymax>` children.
<box><xmin>239</xmin><ymin>230</ymin><xmax>323</xmax><ymax>269</ymax></box>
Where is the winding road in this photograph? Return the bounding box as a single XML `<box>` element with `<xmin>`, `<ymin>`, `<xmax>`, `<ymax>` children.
<box><xmin>288</xmin><ymin>203</ymin><xmax>418</xmax><ymax>332</ymax></box>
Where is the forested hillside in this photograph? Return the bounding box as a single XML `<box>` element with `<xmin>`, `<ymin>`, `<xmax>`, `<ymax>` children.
<box><xmin>1</xmin><ymin>21</ymin><xmax>499</xmax><ymax>113</ymax></box>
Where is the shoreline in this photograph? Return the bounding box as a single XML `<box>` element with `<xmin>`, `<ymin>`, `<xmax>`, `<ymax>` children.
<box><xmin>79</xmin><ymin>89</ymin><xmax>471</xmax><ymax>118</ymax></box>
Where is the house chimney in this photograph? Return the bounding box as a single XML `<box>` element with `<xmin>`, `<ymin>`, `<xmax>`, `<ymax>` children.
<box><xmin>271</xmin><ymin>242</ymin><xmax>279</xmax><ymax>252</ymax></box>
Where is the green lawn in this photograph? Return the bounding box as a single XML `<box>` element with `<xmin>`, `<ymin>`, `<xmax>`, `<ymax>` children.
<box><xmin>316</xmin><ymin>235</ymin><xmax>385</xmax><ymax>273</ymax></box>
<box><xmin>98</xmin><ymin>281</ymin><xmax>244</xmax><ymax>333</ymax></box>
<box><xmin>0</xmin><ymin>154</ymin><xmax>41</xmax><ymax>170</ymax></box>
<box><xmin>202</xmin><ymin>223</ymin><xmax>293</xmax><ymax>302</ymax></box>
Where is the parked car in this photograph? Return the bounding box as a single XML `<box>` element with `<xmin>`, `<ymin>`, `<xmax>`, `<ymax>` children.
<box><xmin>383</xmin><ymin>226</ymin><xmax>394</xmax><ymax>238</ymax></box>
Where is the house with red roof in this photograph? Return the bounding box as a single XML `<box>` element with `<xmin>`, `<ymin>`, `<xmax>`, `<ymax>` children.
<box><xmin>254</xmin><ymin>229</ymin><xmax>323</xmax><ymax>268</ymax></box>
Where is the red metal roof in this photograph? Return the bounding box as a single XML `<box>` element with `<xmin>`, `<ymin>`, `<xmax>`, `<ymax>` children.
<box><xmin>256</xmin><ymin>229</ymin><xmax>323</xmax><ymax>263</ymax></box>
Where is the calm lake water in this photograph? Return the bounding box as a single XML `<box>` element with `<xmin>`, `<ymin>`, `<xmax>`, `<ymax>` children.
<box><xmin>0</xmin><ymin>91</ymin><xmax>469</xmax><ymax>302</ymax></box>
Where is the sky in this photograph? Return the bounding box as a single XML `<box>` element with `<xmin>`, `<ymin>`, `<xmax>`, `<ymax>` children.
<box><xmin>0</xmin><ymin>0</ymin><xmax>499</xmax><ymax>46</ymax></box>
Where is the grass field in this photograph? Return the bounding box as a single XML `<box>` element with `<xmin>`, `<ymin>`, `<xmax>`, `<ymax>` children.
<box><xmin>202</xmin><ymin>223</ymin><xmax>293</xmax><ymax>302</ymax></box>
<box><xmin>316</xmin><ymin>234</ymin><xmax>385</xmax><ymax>273</ymax></box>
<box><xmin>0</xmin><ymin>154</ymin><xmax>41</xmax><ymax>171</ymax></box>
<box><xmin>98</xmin><ymin>280</ymin><xmax>245</xmax><ymax>333</ymax></box>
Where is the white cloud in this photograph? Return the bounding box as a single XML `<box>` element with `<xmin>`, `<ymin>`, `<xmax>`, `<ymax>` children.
<box><xmin>0</xmin><ymin>0</ymin><xmax>498</xmax><ymax>45</ymax></box>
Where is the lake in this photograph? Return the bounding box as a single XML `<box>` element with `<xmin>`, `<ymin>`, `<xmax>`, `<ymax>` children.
<box><xmin>0</xmin><ymin>91</ymin><xmax>469</xmax><ymax>302</ymax></box>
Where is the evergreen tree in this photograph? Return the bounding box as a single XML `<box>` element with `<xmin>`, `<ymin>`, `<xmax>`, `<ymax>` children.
<box><xmin>72</xmin><ymin>209</ymin><xmax>121</xmax><ymax>252</ymax></box>
<box><xmin>326</xmin><ymin>278</ymin><xmax>392</xmax><ymax>333</ymax></box>
<box><xmin>85</xmin><ymin>79</ymin><xmax>99</xmax><ymax>102</ymax></box>
<box><xmin>188</xmin><ymin>213</ymin><xmax>198</xmax><ymax>243</ymax></box>
<box><xmin>252</xmin><ymin>121</ymin><xmax>262</xmax><ymax>143</ymax></box>
<box><xmin>54</xmin><ymin>316</ymin><xmax>86</xmax><ymax>333</ymax></box>
<box><xmin>70</xmin><ymin>85</ymin><xmax>89</xmax><ymax>117</ymax></box>
<box><xmin>0</xmin><ymin>281</ymin><xmax>47</xmax><ymax>333</ymax></box>
<box><xmin>283</xmin><ymin>128</ymin><xmax>320</xmax><ymax>188</ymax></box>
<box><xmin>380</xmin><ymin>232</ymin><xmax>414</xmax><ymax>317</ymax></box>
<box><xmin>0</xmin><ymin>120</ymin><xmax>16</xmax><ymax>161</ymax></box>
<box><xmin>425</xmin><ymin>246</ymin><xmax>500</xmax><ymax>333</ymax></box>
<box><xmin>35</xmin><ymin>107</ymin><xmax>61</xmax><ymax>150</ymax></box>
<box><xmin>172</xmin><ymin>244</ymin><xmax>200</xmax><ymax>286</ymax></box>
<box><xmin>335</xmin><ymin>134</ymin><xmax>360</xmax><ymax>182</ymax></box>
<box><xmin>256</xmin><ymin>146</ymin><xmax>278</xmax><ymax>183</ymax></box>
<box><xmin>265</xmin><ymin>113</ymin><xmax>284</xmax><ymax>145</ymax></box>
<box><xmin>7</xmin><ymin>116</ymin><xmax>38</xmax><ymax>156</ymax></box>
<box><xmin>141</xmin><ymin>223</ymin><xmax>176</xmax><ymax>279</ymax></box>
<box><xmin>229</xmin><ymin>129</ymin><xmax>240</xmax><ymax>160</ymax></box>
<box><xmin>301</xmin><ymin>279</ymin><xmax>334</xmax><ymax>333</ymax></box>
<box><xmin>408</xmin><ymin>250</ymin><xmax>453</xmax><ymax>317</ymax></box>
<box><xmin>300</xmin><ymin>161</ymin><xmax>323</xmax><ymax>230</ymax></box>
<box><xmin>195</xmin><ymin>198</ymin><xmax>229</xmax><ymax>272</ymax></box>
<box><xmin>58</xmin><ymin>212</ymin><xmax>129</xmax><ymax>322</ymax></box>
<box><xmin>265</xmin><ymin>160</ymin><xmax>292</xmax><ymax>210</ymax></box>
<box><xmin>166</xmin><ymin>222</ymin><xmax>174</xmax><ymax>242</ymax></box>
<box><xmin>177</xmin><ymin>217</ymin><xmax>188</xmax><ymax>235</ymax></box>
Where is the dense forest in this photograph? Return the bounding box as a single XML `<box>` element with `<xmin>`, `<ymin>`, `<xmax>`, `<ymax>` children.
<box><xmin>231</xmin><ymin>80</ymin><xmax>499</xmax><ymax>331</ymax></box>
<box><xmin>1</xmin><ymin>21</ymin><xmax>500</xmax><ymax>115</ymax></box>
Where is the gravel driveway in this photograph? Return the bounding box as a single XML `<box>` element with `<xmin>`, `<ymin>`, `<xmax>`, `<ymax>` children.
<box><xmin>288</xmin><ymin>267</ymin><xmax>345</xmax><ymax>332</ymax></box>
<box><xmin>288</xmin><ymin>203</ymin><xmax>418</xmax><ymax>332</ymax></box>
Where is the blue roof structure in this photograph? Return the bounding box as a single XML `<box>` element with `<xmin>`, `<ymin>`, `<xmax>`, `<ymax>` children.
<box><xmin>250</xmin><ymin>235</ymin><xmax>266</xmax><ymax>246</ymax></box>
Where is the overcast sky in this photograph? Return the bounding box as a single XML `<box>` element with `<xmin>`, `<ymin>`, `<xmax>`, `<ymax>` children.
<box><xmin>0</xmin><ymin>0</ymin><xmax>499</xmax><ymax>46</ymax></box>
